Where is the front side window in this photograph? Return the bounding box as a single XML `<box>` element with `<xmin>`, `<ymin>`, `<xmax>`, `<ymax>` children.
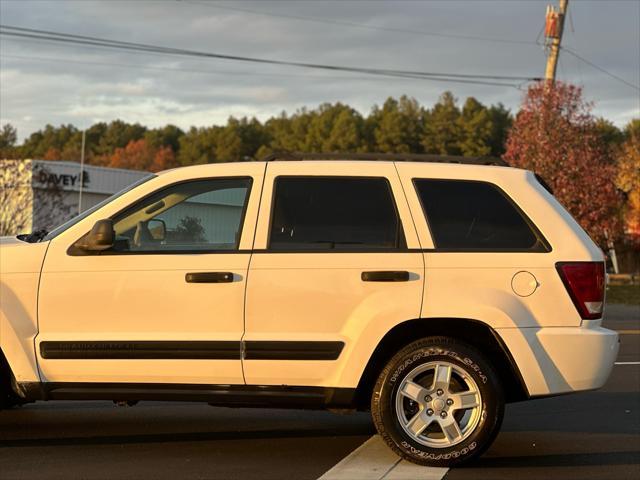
<box><xmin>44</xmin><ymin>174</ymin><xmax>157</xmax><ymax>241</ymax></box>
<box><xmin>414</xmin><ymin>179</ymin><xmax>547</xmax><ymax>251</ymax></box>
<box><xmin>269</xmin><ymin>177</ymin><xmax>405</xmax><ymax>251</ymax></box>
<box><xmin>112</xmin><ymin>177</ymin><xmax>251</xmax><ymax>252</ymax></box>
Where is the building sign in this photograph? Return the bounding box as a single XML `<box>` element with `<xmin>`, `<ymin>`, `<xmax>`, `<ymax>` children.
<box><xmin>36</xmin><ymin>169</ymin><xmax>90</xmax><ymax>190</ymax></box>
<box><xmin>31</xmin><ymin>160</ymin><xmax>149</xmax><ymax>195</ymax></box>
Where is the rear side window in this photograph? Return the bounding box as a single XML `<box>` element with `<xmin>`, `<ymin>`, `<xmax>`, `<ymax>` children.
<box><xmin>269</xmin><ymin>177</ymin><xmax>405</xmax><ymax>251</ymax></box>
<box><xmin>414</xmin><ymin>179</ymin><xmax>547</xmax><ymax>251</ymax></box>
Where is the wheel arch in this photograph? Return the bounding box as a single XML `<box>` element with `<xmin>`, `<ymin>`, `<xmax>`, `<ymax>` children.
<box><xmin>354</xmin><ymin>317</ymin><xmax>529</xmax><ymax>409</ymax></box>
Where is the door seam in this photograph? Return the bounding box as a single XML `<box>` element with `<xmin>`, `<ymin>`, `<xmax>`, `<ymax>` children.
<box><xmin>33</xmin><ymin>241</ymin><xmax>52</xmax><ymax>383</ymax></box>
<box><xmin>392</xmin><ymin>162</ymin><xmax>426</xmax><ymax>319</ymax></box>
<box><xmin>240</xmin><ymin>161</ymin><xmax>269</xmax><ymax>385</ymax></box>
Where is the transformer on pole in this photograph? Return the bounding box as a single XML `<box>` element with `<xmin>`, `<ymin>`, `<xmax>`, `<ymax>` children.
<box><xmin>544</xmin><ymin>0</ymin><xmax>569</xmax><ymax>84</ymax></box>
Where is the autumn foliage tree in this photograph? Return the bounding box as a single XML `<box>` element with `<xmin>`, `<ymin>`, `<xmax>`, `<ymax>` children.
<box><xmin>616</xmin><ymin>120</ymin><xmax>640</xmax><ymax>243</ymax></box>
<box><xmin>504</xmin><ymin>81</ymin><xmax>622</xmax><ymax>245</ymax></box>
<box><xmin>106</xmin><ymin>139</ymin><xmax>178</xmax><ymax>172</ymax></box>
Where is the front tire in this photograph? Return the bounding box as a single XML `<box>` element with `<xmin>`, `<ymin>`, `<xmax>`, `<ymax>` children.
<box><xmin>0</xmin><ymin>394</ymin><xmax>18</xmax><ymax>410</ymax></box>
<box><xmin>0</xmin><ymin>359</ymin><xmax>21</xmax><ymax>410</ymax></box>
<box><xmin>371</xmin><ymin>336</ymin><xmax>504</xmax><ymax>467</ymax></box>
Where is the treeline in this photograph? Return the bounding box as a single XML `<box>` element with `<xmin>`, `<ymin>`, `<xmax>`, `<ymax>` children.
<box><xmin>1</xmin><ymin>84</ymin><xmax>638</xmax><ymax>256</ymax></box>
<box><xmin>0</xmin><ymin>93</ymin><xmax>515</xmax><ymax>171</ymax></box>
<box><xmin>2</xmin><ymin>92</ymin><xmax>633</xmax><ymax>174</ymax></box>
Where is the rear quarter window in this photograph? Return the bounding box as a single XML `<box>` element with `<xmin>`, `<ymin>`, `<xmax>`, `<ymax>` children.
<box><xmin>413</xmin><ymin>179</ymin><xmax>549</xmax><ymax>252</ymax></box>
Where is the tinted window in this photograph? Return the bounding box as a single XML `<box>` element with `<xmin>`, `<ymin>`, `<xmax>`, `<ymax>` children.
<box><xmin>269</xmin><ymin>177</ymin><xmax>405</xmax><ymax>250</ymax></box>
<box><xmin>414</xmin><ymin>179</ymin><xmax>543</xmax><ymax>251</ymax></box>
<box><xmin>112</xmin><ymin>178</ymin><xmax>251</xmax><ymax>252</ymax></box>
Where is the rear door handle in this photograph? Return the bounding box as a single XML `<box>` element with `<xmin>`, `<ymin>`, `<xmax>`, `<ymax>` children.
<box><xmin>361</xmin><ymin>271</ymin><xmax>411</xmax><ymax>282</ymax></box>
<box><xmin>185</xmin><ymin>272</ymin><xmax>235</xmax><ymax>283</ymax></box>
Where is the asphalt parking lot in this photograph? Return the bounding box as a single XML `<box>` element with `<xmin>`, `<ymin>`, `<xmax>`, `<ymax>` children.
<box><xmin>1</xmin><ymin>304</ymin><xmax>638</xmax><ymax>480</ymax></box>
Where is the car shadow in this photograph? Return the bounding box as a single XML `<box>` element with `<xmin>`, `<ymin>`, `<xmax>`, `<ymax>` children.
<box><xmin>0</xmin><ymin>424</ymin><xmax>376</xmax><ymax>448</ymax></box>
<box><xmin>0</xmin><ymin>406</ymin><xmax>376</xmax><ymax>448</ymax></box>
<box><xmin>464</xmin><ymin>450</ymin><xmax>640</xmax><ymax>469</ymax></box>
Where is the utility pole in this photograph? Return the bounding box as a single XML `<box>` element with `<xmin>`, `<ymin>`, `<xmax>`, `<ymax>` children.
<box><xmin>544</xmin><ymin>0</ymin><xmax>569</xmax><ymax>83</ymax></box>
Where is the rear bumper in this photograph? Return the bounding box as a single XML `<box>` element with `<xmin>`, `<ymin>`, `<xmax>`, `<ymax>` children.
<box><xmin>496</xmin><ymin>325</ymin><xmax>619</xmax><ymax>397</ymax></box>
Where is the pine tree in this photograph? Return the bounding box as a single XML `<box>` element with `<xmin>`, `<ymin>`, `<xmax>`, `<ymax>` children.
<box><xmin>423</xmin><ymin>92</ymin><xmax>461</xmax><ymax>155</ymax></box>
<box><xmin>324</xmin><ymin>107</ymin><xmax>365</xmax><ymax>152</ymax></box>
<box><xmin>457</xmin><ymin>97</ymin><xmax>492</xmax><ymax>157</ymax></box>
<box><xmin>372</xmin><ymin>96</ymin><xmax>424</xmax><ymax>153</ymax></box>
<box><xmin>487</xmin><ymin>103</ymin><xmax>513</xmax><ymax>157</ymax></box>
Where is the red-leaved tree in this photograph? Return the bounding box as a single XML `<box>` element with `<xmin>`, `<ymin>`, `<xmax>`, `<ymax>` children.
<box><xmin>503</xmin><ymin>81</ymin><xmax>622</xmax><ymax>245</ymax></box>
<box><xmin>107</xmin><ymin>139</ymin><xmax>178</xmax><ymax>172</ymax></box>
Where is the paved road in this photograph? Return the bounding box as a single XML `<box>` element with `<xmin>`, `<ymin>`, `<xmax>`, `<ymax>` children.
<box><xmin>0</xmin><ymin>304</ymin><xmax>638</xmax><ymax>479</ymax></box>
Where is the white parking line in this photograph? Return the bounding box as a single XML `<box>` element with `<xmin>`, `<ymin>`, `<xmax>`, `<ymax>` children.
<box><xmin>318</xmin><ymin>435</ymin><xmax>448</xmax><ymax>480</ymax></box>
<box><xmin>615</xmin><ymin>361</ymin><xmax>640</xmax><ymax>365</ymax></box>
<box><xmin>384</xmin><ymin>460</ymin><xmax>449</xmax><ymax>480</ymax></box>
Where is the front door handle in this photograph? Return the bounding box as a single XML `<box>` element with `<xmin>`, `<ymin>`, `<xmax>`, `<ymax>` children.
<box><xmin>185</xmin><ymin>272</ymin><xmax>235</xmax><ymax>283</ymax></box>
<box><xmin>361</xmin><ymin>270</ymin><xmax>410</xmax><ymax>282</ymax></box>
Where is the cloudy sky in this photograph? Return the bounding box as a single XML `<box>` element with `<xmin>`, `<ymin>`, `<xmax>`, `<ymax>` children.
<box><xmin>1</xmin><ymin>0</ymin><xmax>639</xmax><ymax>141</ymax></box>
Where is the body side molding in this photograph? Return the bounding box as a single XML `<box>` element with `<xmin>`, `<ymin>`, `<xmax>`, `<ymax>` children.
<box><xmin>243</xmin><ymin>341</ymin><xmax>345</xmax><ymax>360</ymax></box>
<box><xmin>40</xmin><ymin>341</ymin><xmax>240</xmax><ymax>360</ymax></box>
<box><xmin>39</xmin><ymin>340</ymin><xmax>346</xmax><ymax>361</ymax></box>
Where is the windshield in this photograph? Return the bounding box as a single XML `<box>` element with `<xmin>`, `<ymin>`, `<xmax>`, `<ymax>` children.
<box><xmin>43</xmin><ymin>174</ymin><xmax>157</xmax><ymax>241</ymax></box>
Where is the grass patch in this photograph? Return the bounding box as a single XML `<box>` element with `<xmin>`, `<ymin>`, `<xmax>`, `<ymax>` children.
<box><xmin>606</xmin><ymin>285</ymin><xmax>640</xmax><ymax>305</ymax></box>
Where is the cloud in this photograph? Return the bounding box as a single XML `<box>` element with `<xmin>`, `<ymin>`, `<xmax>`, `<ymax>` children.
<box><xmin>0</xmin><ymin>0</ymin><xmax>638</xmax><ymax>141</ymax></box>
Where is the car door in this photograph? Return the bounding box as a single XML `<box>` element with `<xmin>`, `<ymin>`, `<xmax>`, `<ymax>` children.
<box><xmin>36</xmin><ymin>162</ymin><xmax>264</xmax><ymax>386</ymax></box>
<box><xmin>243</xmin><ymin>161</ymin><xmax>424</xmax><ymax>389</ymax></box>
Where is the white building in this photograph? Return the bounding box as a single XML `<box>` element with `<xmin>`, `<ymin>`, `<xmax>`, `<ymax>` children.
<box><xmin>1</xmin><ymin>159</ymin><xmax>150</xmax><ymax>235</ymax></box>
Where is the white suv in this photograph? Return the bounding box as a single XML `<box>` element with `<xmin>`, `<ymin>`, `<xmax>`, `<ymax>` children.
<box><xmin>0</xmin><ymin>153</ymin><xmax>619</xmax><ymax>466</ymax></box>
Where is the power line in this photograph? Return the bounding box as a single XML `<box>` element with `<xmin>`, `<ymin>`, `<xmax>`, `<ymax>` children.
<box><xmin>0</xmin><ymin>31</ymin><xmax>522</xmax><ymax>87</ymax></box>
<box><xmin>1</xmin><ymin>34</ymin><xmax>195</xmax><ymax>63</ymax></box>
<box><xmin>537</xmin><ymin>2</ymin><xmax>637</xmax><ymax>91</ymax></box>
<box><xmin>183</xmin><ymin>1</ymin><xmax>639</xmax><ymax>93</ymax></box>
<box><xmin>0</xmin><ymin>25</ymin><xmax>535</xmax><ymax>81</ymax></box>
<box><xmin>180</xmin><ymin>0</ymin><xmax>539</xmax><ymax>46</ymax></box>
<box><xmin>0</xmin><ymin>25</ymin><xmax>539</xmax><ymax>87</ymax></box>
<box><xmin>561</xmin><ymin>46</ymin><xmax>639</xmax><ymax>91</ymax></box>
<box><xmin>534</xmin><ymin>22</ymin><xmax>545</xmax><ymax>46</ymax></box>
<box><xmin>0</xmin><ymin>50</ymin><xmax>519</xmax><ymax>89</ymax></box>
<box><xmin>563</xmin><ymin>6</ymin><xmax>584</xmax><ymax>86</ymax></box>
<box><xmin>1</xmin><ymin>53</ymin><xmax>492</xmax><ymax>84</ymax></box>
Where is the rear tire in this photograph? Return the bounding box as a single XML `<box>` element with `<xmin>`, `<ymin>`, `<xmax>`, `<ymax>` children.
<box><xmin>371</xmin><ymin>336</ymin><xmax>504</xmax><ymax>467</ymax></box>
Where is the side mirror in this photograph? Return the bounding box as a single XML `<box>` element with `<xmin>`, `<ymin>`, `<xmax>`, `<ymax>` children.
<box><xmin>77</xmin><ymin>219</ymin><xmax>115</xmax><ymax>251</ymax></box>
<box><xmin>148</xmin><ymin>218</ymin><xmax>166</xmax><ymax>241</ymax></box>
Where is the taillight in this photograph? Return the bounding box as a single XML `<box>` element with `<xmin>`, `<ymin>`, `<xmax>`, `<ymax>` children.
<box><xmin>556</xmin><ymin>262</ymin><xmax>605</xmax><ymax>320</ymax></box>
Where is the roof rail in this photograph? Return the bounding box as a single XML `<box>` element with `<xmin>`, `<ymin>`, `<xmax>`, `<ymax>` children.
<box><xmin>259</xmin><ymin>152</ymin><xmax>508</xmax><ymax>167</ymax></box>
